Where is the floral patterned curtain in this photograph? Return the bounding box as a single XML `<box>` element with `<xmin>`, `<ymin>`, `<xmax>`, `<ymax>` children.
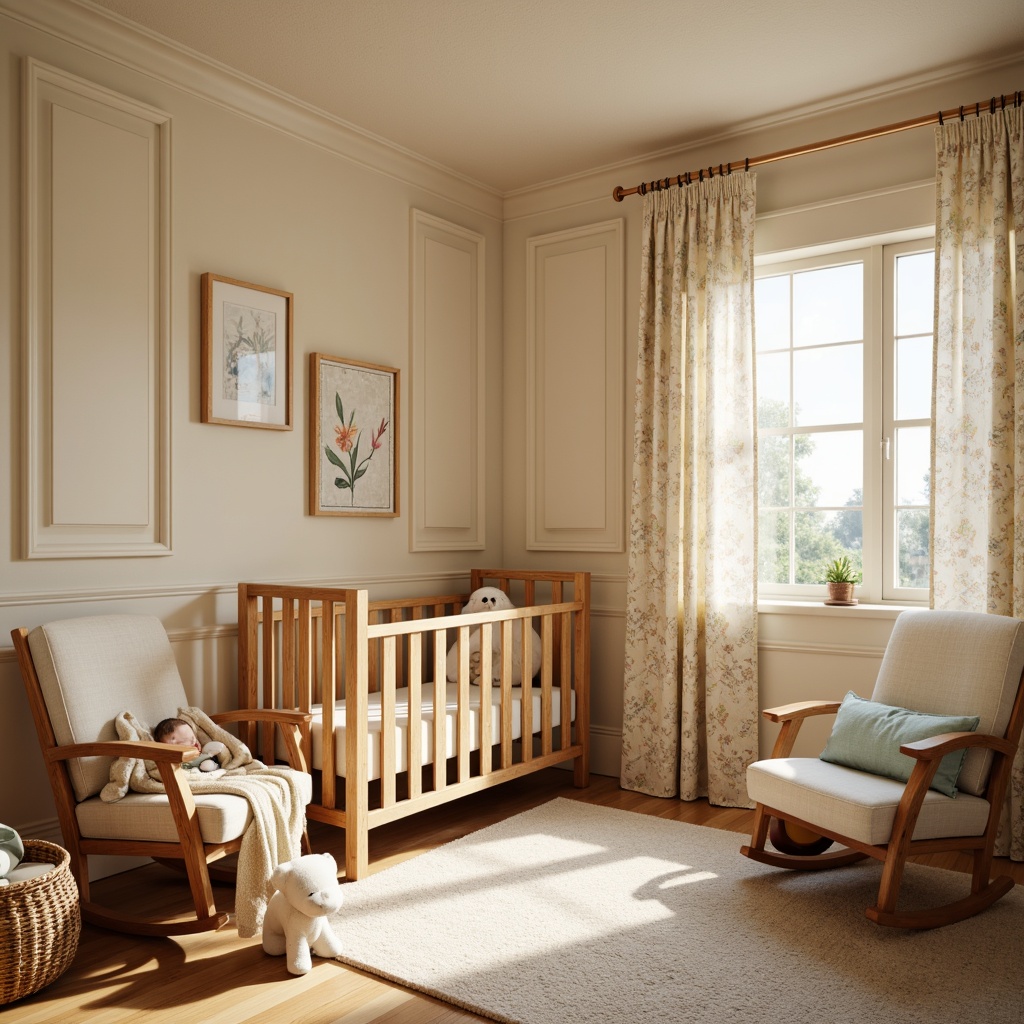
<box><xmin>932</xmin><ymin>106</ymin><xmax>1024</xmax><ymax>859</ymax></box>
<box><xmin>620</xmin><ymin>175</ymin><xmax>759</xmax><ymax>806</ymax></box>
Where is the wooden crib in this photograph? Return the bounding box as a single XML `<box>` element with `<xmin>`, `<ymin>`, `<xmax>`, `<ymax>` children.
<box><xmin>237</xmin><ymin>568</ymin><xmax>590</xmax><ymax>878</ymax></box>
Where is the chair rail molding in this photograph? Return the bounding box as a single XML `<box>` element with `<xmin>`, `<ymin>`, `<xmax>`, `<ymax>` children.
<box><xmin>21</xmin><ymin>57</ymin><xmax>172</xmax><ymax>558</ymax></box>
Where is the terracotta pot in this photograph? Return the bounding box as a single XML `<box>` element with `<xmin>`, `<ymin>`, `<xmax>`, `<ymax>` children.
<box><xmin>827</xmin><ymin>582</ymin><xmax>855</xmax><ymax>604</ymax></box>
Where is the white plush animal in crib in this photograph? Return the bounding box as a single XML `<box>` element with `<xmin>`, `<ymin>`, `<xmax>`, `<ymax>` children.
<box><xmin>445</xmin><ymin>587</ymin><xmax>543</xmax><ymax>686</ymax></box>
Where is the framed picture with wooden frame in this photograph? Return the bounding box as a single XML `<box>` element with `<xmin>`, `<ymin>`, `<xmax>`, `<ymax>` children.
<box><xmin>201</xmin><ymin>273</ymin><xmax>293</xmax><ymax>429</ymax></box>
<box><xmin>309</xmin><ymin>352</ymin><xmax>399</xmax><ymax>517</ymax></box>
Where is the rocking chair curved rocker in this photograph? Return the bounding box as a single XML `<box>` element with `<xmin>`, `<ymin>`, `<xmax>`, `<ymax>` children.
<box><xmin>741</xmin><ymin>608</ymin><xmax>1024</xmax><ymax>929</ymax></box>
<box><xmin>12</xmin><ymin>614</ymin><xmax>313</xmax><ymax>937</ymax></box>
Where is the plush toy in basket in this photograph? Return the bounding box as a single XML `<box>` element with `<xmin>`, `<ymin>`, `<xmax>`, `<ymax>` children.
<box><xmin>262</xmin><ymin>852</ymin><xmax>344</xmax><ymax>975</ymax></box>
<box><xmin>445</xmin><ymin>587</ymin><xmax>542</xmax><ymax>686</ymax></box>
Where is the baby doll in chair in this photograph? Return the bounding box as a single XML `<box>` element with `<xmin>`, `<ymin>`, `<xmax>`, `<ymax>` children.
<box><xmin>154</xmin><ymin>717</ymin><xmax>229</xmax><ymax>772</ymax></box>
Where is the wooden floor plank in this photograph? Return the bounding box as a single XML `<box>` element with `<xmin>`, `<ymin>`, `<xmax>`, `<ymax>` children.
<box><xmin>5</xmin><ymin>769</ymin><xmax>1022</xmax><ymax>1023</ymax></box>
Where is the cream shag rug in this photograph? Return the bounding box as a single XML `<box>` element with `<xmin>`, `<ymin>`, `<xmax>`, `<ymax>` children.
<box><xmin>332</xmin><ymin>798</ymin><xmax>1024</xmax><ymax>1024</ymax></box>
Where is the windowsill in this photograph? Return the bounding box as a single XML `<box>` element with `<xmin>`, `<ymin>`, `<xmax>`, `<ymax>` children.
<box><xmin>758</xmin><ymin>599</ymin><xmax>925</xmax><ymax>619</ymax></box>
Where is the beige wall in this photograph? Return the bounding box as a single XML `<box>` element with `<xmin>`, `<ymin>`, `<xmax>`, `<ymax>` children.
<box><xmin>2</xmin><ymin>0</ymin><xmax>1023</xmax><ymax>845</ymax></box>
<box><xmin>0</xmin><ymin>1</ymin><xmax>505</xmax><ymax>839</ymax></box>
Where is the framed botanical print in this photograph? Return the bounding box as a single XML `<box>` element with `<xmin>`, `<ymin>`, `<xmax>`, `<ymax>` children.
<box><xmin>309</xmin><ymin>352</ymin><xmax>399</xmax><ymax>517</ymax></box>
<box><xmin>201</xmin><ymin>273</ymin><xmax>293</xmax><ymax>429</ymax></box>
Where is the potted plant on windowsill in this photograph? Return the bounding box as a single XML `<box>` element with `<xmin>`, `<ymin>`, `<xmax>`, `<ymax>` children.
<box><xmin>823</xmin><ymin>556</ymin><xmax>861</xmax><ymax>605</ymax></box>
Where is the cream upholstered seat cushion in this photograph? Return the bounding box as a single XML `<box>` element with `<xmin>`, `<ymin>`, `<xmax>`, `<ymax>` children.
<box><xmin>75</xmin><ymin>768</ymin><xmax>314</xmax><ymax>844</ymax></box>
<box><xmin>27</xmin><ymin>614</ymin><xmax>190</xmax><ymax>802</ymax></box>
<box><xmin>869</xmin><ymin>609</ymin><xmax>1024</xmax><ymax>796</ymax></box>
<box><xmin>747</xmin><ymin>757</ymin><xmax>991</xmax><ymax>847</ymax></box>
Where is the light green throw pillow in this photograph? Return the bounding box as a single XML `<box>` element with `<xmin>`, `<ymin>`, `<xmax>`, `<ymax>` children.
<box><xmin>820</xmin><ymin>691</ymin><xmax>979</xmax><ymax>797</ymax></box>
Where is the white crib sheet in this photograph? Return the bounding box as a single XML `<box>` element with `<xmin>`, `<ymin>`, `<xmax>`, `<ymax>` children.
<box><xmin>287</xmin><ymin>683</ymin><xmax>575</xmax><ymax>781</ymax></box>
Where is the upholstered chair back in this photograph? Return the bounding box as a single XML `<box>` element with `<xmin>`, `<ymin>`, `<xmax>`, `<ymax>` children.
<box><xmin>870</xmin><ymin>609</ymin><xmax>1024</xmax><ymax>796</ymax></box>
<box><xmin>27</xmin><ymin>614</ymin><xmax>189</xmax><ymax>802</ymax></box>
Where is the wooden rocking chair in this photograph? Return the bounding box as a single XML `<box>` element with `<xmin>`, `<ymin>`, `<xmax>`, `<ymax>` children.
<box><xmin>741</xmin><ymin>609</ymin><xmax>1024</xmax><ymax>928</ymax></box>
<box><xmin>13</xmin><ymin>613</ymin><xmax>312</xmax><ymax>937</ymax></box>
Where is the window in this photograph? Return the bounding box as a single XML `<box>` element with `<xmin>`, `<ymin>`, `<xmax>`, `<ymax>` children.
<box><xmin>756</xmin><ymin>239</ymin><xmax>934</xmax><ymax>603</ymax></box>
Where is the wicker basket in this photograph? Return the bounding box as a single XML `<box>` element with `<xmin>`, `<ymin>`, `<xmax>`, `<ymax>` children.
<box><xmin>0</xmin><ymin>840</ymin><xmax>81</xmax><ymax>1005</ymax></box>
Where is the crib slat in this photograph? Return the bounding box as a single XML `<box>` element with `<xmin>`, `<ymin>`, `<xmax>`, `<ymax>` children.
<box><xmin>540</xmin><ymin>614</ymin><xmax>552</xmax><ymax>756</ymax></box>
<box><xmin>478</xmin><ymin>622</ymin><xmax>492</xmax><ymax>775</ymax></box>
<box><xmin>320</xmin><ymin>600</ymin><xmax>338</xmax><ymax>811</ymax></box>
<box><xmin>520</xmin><ymin>616</ymin><xmax>533</xmax><ymax>764</ymax></box>
<box><xmin>381</xmin><ymin>637</ymin><xmax>397</xmax><ymax>808</ymax></box>
<box><xmin>407</xmin><ymin>634</ymin><xmax>422</xmax><ymax>801</ymax></box>
<box><xmin>432</xmin><ymin>630</ymin><xmax>447</xmax><ymax>794</ymax></box>
<box><xmin>297</xmin><ymin>598</ymin><xmax>313</xmax><ymax>767</ymax></box>
<box><xmin>501</xmin><ymin>620</ymin><xmax>514</xmax><ymax>768</ymax></box>
<box><xmin>237</xmin><ymin>584</ymin><xmax>259</xmax><ymax>751</ymax></box>
<box><xmin>260</xmin><ymin>599</ymin><xmax>278</xmax><ymax>763</ymax></box>
<box><xmin>560</xmin><ymin>613</ymin><xmax>572</xmax><ymax>752</ymax></box>
<box><xmin>344</xmin><ymin>589</ymin><xmax>370</xmax><ymax>879</ymax></box>
<box><xmin>456</xmin><ymin>627</ymin><xmax>470</xmax><ymax>783</ymax></box>
<box><xmin>281</xmin><ymin>598</ymin><xmax>295</xmax><ymax>710</ymax></box>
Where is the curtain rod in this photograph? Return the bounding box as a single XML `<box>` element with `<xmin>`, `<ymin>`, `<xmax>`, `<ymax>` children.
<box><xmin>612</xmin><ymin>90</ymin><xmax>1023</xmax><ymax>202</ymax></box>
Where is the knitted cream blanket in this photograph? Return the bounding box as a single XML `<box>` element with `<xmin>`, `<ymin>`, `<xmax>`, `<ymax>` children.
<box><xmin>100</xmin><ymin>706</ymin><xmax>305</xmax><ymax>937</ymax></box>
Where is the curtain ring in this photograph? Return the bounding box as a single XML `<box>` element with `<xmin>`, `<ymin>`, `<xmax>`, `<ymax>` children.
<box><xmin>975</xmin><ymin>102</ymin><xmax>980</xmax><ymax>117</ymax></box>
<box><xmin>698</xmin><ymin>169</ymin><xmax>704</xmax><ymax>182</ymax></box>
<box><xmin>638</xmin><ymin>181</ymin><xmax>647</xmax><ymax>196</ymax></box>
<box><xmin>745</xmin><ymin>157</ymin><xmax>749</xmax><ymax>172</ymax></box>
<box><xmin>990</xmin><ymin>96</ymin><xmax>996</xmax><ymax>114</ymax></box>
<box><xmin>959</xmin><ymin>105</ymin><xmax>964</xmax><ymax>120</ymax></box>
<box><xmin>685</xmin><ymin>171</ymin><xmax>691</xmax><ymax>185</ymax></box>
<box><xmin>938</xmin><ymin>109</ymin><xmax>943</xmax><ymax>125</ymax></box>
<box><xmin>719</xmin><ymin>163</ymin><xmax>724</xmax><ymax>177</ymax></box>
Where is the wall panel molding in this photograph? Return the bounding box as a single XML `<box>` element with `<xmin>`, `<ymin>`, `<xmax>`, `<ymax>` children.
<box><xmin>409</xmin><ymin>209</ymin><xmax>486</xmax><ymax>551</ymax></box>
<box><xmin>22</xmin><ymin>57</ymin><xmax>171</xmax><ymax>558</ymax></box>
<box><xmin>527</xmin><ymin>220</ymin><xmax>624</xmax><ymax>551</ymax></box>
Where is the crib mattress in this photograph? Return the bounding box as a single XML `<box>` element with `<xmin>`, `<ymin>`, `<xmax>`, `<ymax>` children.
<box><xmin>286</xmin><ymin>682</ymin><xmax>575</xmax><ymax>781</ymax></box>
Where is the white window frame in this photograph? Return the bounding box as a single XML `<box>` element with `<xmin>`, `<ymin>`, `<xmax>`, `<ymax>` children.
<box><xmin>755</xmin><ymin>234</ymin><xmax>932</xmax><ymax>605</ymax></box>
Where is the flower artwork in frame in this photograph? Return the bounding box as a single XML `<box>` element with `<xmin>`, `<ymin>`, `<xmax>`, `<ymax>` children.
<box><xmin>201</xmin><ymin>273</ymin><xmax>293</xmax><ymax>429</ymax></box>
<box><xmin>310</xmin><ymin>353</ymin><xmax>399</xmax><ymax>517</ymax></box>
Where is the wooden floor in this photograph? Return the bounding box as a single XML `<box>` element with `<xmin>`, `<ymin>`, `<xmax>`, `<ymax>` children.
<box><xmin>6</xmin><ymin>770</ymin><xmax>1023</xmax><ymax>1023</ymax></box>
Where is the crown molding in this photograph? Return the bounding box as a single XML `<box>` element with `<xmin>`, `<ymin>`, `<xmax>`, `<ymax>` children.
<box><xmin>0</xmin><ymin>0</ymin><xmax>503</xmax><ymax>221</ymax></box>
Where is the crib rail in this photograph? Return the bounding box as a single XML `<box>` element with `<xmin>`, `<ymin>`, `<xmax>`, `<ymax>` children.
<box><xmin>237</xmin><ymin>570</ymin><xmax>590</xmax><ymax>877</ymax></box>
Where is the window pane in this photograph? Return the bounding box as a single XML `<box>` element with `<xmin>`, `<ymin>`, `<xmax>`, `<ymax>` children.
<box><xmin>793</xmin><ymin>263</ymin><xmax>863</xmax><ymax>347</ymax></box>
<box><xmin>793</xmin><ymin>344</ymin><xmax>863</xmax><ymax>426</ymax></box>
<box><xmin>898</xmin><ymin>509</ymin><xmax>930</xmax><ymax>588</ymax></box>
<box><xmin>757</xmin><ymin>352</ymin><xmax>790</xmax><ymax>427</ymax></box>
<box><xmin>798</xmin><ymin>430</ymin><xmax>863</xmax><ymax>507</ymax></box>
<box><xmin>758</xmin><ymin>434</ymin><xmax>790</xmax><ymax>508</ymax></box>
<box><xmin>755</xmin><ymin>275</ymin><xmax>790</xmax><ymax>351</ymax></box>
<box><xmin>896</xmin><ymin>336</ymin><xmax>931</xmax><ymax>420</ymax></box>
<box><xmin>759</xmin><ymin>510</ymin><xmax>790</xmax><ymax>584</ymax></box>
<box><xmin>896</xmin><ymin>426</ymin><xmax>930</xmax><ymax>505</ymax></box>
<box><xmin>896</xmin><ymin>251</ymin><xmax>934</xmax><ymax>336</ymax></box>
<box><xmin>795</xmin><ymin>510</ymin><xmax>862</xmax><ymax>584</ymax></box>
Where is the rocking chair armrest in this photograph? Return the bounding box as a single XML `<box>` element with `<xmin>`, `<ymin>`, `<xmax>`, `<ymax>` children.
<box><xmin>762</xmin><ymin>700</ymin><xmax>843</xmax><ymax>759</ymax></box>
<box><xmin>900</xmin><ymin>730</ymin><xmax>1017</xmax><ymax>760</ymax></box>
<box><xmin>762</xmin><ymin>700</ymin><xmax>842</xmax><ymax>723</ymax></box>
<box><xmin>209</xmin><ymin>709</ymin><xmax>311</xmax><ymax>774</ymax></box>
<box><xmin>47</xmin><ymin>740</ymin><xmax>190</xmax><ymax>763</ymax></box>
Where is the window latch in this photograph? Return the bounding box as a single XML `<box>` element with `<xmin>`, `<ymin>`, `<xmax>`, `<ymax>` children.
<box><xmin>881</xmin><ymin>437</ymin><xmax>891</xmax><ymax>460</ymax></box>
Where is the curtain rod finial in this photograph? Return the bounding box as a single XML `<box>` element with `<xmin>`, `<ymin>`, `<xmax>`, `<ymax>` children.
<box><xmin>612</xmin><ymin>185</ymin><xmax>625</xmax><ymax>202</ymax></box>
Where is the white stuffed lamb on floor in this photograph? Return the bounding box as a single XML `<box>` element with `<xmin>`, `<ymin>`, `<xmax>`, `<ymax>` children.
<box><xmin>445</xmin><ymin>586</ymin><xmax>542</xmax><ymax>686</ymax></box>
<box><xmin>262</xmin><ymin>852</ymin><xmax>344</xmax><ymax>975</ymax></box>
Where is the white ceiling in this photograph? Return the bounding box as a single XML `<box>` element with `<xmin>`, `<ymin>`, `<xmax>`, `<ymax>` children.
<box><xmin>82</xmin><ymin>0</ymin><xmax>1024</xmax><ymax>194</ymax></box>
